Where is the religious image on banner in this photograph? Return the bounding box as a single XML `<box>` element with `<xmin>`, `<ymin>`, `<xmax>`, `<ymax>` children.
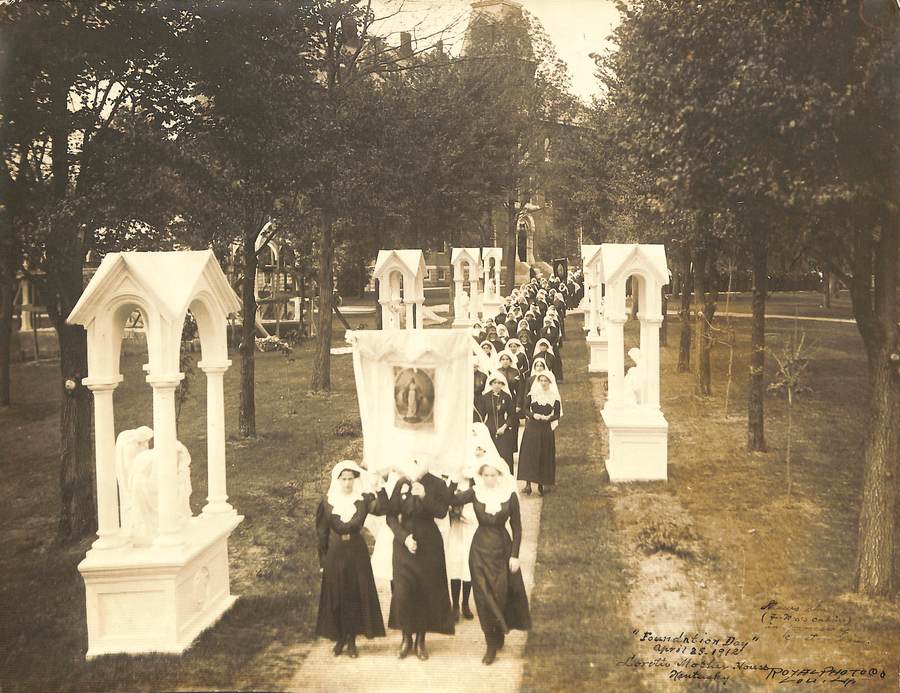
<box><xmin>393</xmin><ymin>366</ymin><xmax>435</xmax><ymax>429</ymax></box>
<box><xmin>553</xmin><ymin>257</ymin><xmax>568</xmax><ymax>280</ymax></box>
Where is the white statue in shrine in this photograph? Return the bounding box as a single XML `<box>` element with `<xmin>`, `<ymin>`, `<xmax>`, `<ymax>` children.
<box><xmin>484</xmin><ymin>267</ymin><xmax>495</xmax><ymax>298</ymax></box>
<box><xmin>119</xmin><ymin>436</ymin><xmax>193</xmax><ymax>546</ymax></box>
<box><xmin>115</xmin><ymin>427</ymin><xmax>154</xmax><ymax>534</ymax></box>
<box><xmin>458</xmin><ymin>289</ymin><xmax>470</xmax><ymax>316</ymax></box>
<box><xmin>623</xmin><ymin>347</ymin><xmax>646</xmax><ymax>406</ymax></box>
<box><xmin>598</xmin><ymin>297</ymin><xmax>607</xmax><ymax>336</ymax></box>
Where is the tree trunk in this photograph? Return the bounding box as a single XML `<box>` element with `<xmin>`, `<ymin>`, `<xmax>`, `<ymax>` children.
<box><xmin>374</xmin><ymin>278</ymin><xmax>383</xmax><ymax>329</ymax></box>
<box><xmin>660</xmin><ymin>291</ymin><xmax>668</xmax><ymax>347</ymax></box>
<box><xmin>239</xmin><ymin>227</ymin><xmax>258</xmax><ymax>437</ymax></box>
<box><xmin>853</xmin><ymin>217</ymin><xmax>898</xmax><ymax>596</ymax></box>
<box><xmin>691</xmin><ymin>246</ymin><xmax>712</xmax><ymax>395</ymax></box>
<box><xmin>56</xmin><ymin>321</ymin><xmax>96</xmax><ymax>540</ymax></box>
<box><xmin>747</xmin><ymin>225</ymin><xmax>768</xmax><ymax>451</ymax></box>
<box><xmin>47</xmin><ymin>69</ymin><xmax>95</xmax><ymax>542</ymax></box>
<box><xmin>310</xmin><ymin>208</ymin><xmax>334</xmax><ymax>392</ymax></box>
<box><xmin>677</xmin><ymin>244</ymin><xmax>692</xmax><ymax>372</ymax></box>
<box><xmin>822</xmin><ymin>270</ymin><xmax>832</xmax><ymax>309</ymax></box>
<box><xmin>855</xmin><ymin>349</ymin><xmax>898</xmax><ymax>595</ymax></box>
<box><xmin>504</xmin><ymin>201</ymin><xmax>518</xmax><ymax>293</ymax></box>
<box><xmin>298</xmin><ymin>272</ymin><xmax>306</xmax><ymax>336</ymax></box>
<box><xmin>0</xmin><ymin>274</ymin><xmax>13</xmax><ymax>407</ymax></box>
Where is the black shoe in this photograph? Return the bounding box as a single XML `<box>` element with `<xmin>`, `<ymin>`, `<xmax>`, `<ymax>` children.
<box><xmin>415</xmin><ymin>634</ymin><xmax>429</xmax><ymax>661</ymax></box>
<box><xmin>398</xmin><ymin>634</ymin><xmax>413</xmax><ymax>659</ymax></box>
<box><xmin>482</xmin><ymin>645</ymin><xmax>497</xmax><ymax>665</ymax></box>
<box><xmin>453</xmin><ymin>605</ymin><xmax>461</xmax><ymax>622</ymax></box>
<box><xmin>462</xmin><ymin>603</ymin><xmax>474</xmax><ymax>620</ymax></box>
<box><xmin>346</xmin><ymin>639</ymin><xmax>358</xmax><ymax>658</ymax></box>
<box><xmin>333</xmin><ymin>638</ymin><xmax>345</xmax><ymax>656</ymax></box>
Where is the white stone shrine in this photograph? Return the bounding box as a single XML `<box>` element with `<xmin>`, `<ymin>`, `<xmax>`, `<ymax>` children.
<box><xmin>67</xmin><ymin>250</ymin><xmax>243</xmax><ymax>657</ymax></box>
<box><xmin>373</xmin><ymin>250</ymin><xmax>426</xmax><ymax>330</ymax></box>
<box><xmin>599</xmin><ymin>243</ymin><xmax>670</xmax><ymax>481</ymax></box>
<box><xmin>582</xmin><ymin>244</ymin><xmax>608</xmax><ymax>373</ymax></box>
<box><xmin>580</xmin><ymin>245</ymin><xmax>599</xmax><ymax>329</ymax></box>
<box><xmin>450</xmin><ymin>248</ymin><xmax>482</xmax><ymax>327</ymax></box>
<box><xmin>479</xmin><ymin>247</ymin><xmax>503</xmax><ymax>318</ymax></box>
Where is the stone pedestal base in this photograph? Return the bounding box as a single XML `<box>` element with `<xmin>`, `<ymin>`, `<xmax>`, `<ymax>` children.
<box><xmin>479</xmin><ymin>297</ymin><xmax>503</xmax><ymax>320</ymax></box>
<box><xmin>452</xmin><ymin>316</ymin><xmax>475</xmax><ymax>328</ymax></box>
<box><xmin>79</xmin><ymin>512</ymin><xmax>242</xmax><ymax>658</ymax></box>
<box><xmin>586</xmin><ymin>332</ymin><xmax>608</xmax><ymax>373</ymax></box>
<box><xmin>601</xmin><ymin>406</ymin><xmax>668</xmax><ymax>481</ymax></box>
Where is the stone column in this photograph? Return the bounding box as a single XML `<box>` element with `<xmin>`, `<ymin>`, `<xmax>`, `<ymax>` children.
<box><xmin>599</xmin><ymin>284</ymin><xmax>607</xmax><ymax>337</ymax></box>
<box><xmin>414</xmin><ymin>301</ymin><xmax>424</xmax><ymax>330</ymax></box>
<box><xmin>606</xmin><ymin>316</ymin><xmax>626</xmax><ymax>407</ymax></box>
<box><xmin>84</xmin><ymin>376</ymin><xmax>125</xmax><ymax>549</ymax></box>
<box><xmin>199</xmin><ymin>362</ymin><xmax>234</xmax><ymax>516</ymax></box>
<box><xmin>404</xmin><ymin>301</ymin><xmax>415</xmax><ymax>330</ymax></box>
<box><xmin>20</xmin><ymin>279</ymin><xmax>33</xmax><ymax>331</ymax></box>
<box><xmin>147</xmin><ymin>373</ymin><xmax>186</xmax><ymax>547</ymax></box>
<box><xmin>583</xmin><ymin>270</ymin><xmax>593</xmax><ymax>333</ymax></box>
<box><xmin>587</xmin><ymin>272</ymin><xmax>600</xmax><ymax>335</ymax></box>
<box><xmin>454</xmin><ymin>276</ymin><xmax>464</xmax><ymax>317</ymax></box>
<box><xmin>470</xmin><ymin>265</ymin><xmax>480</xmax><ymax>318</ymax></box>
<box><xmin>640</xmin><ymin>317</ymin><xmax>663</xmax><ymax>408</ymax></box>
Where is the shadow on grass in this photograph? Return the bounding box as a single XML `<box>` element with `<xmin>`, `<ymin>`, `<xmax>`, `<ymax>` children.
<box><xmin>522</xmin><ymin>326</ymin><xmax>651</xmax><ymax>693</ymax></box>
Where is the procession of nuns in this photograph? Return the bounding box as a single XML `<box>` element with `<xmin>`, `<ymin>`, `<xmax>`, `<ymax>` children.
<box><xmin>315</xmin><ymin>270</ymin><xmax>585</xmax><ymax>665</ymax></box>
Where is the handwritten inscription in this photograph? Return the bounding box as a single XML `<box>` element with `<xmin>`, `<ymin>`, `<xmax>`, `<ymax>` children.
<box><xmin>617</xmin><ymin>622</ymin><xmax>888</xmax><ymax>687</ymax></box>
<box><xmin>759</xmin><ymin>599</ymin><xmax>872</xmax><ymax>646</ymax></box>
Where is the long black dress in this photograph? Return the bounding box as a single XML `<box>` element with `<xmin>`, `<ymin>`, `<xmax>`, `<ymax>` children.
<box><xmin>516</xmin><ymin>397</ymin><xmax>561</xmax><ymax>486</ymax></box>
<box><xmin>477</xmin><ymin>390</ymin><xmax>517</xmax><ymax>473</ymax></box>
<box><xmin>473</xmin><ymin>370</ymin><xmax>488</xmax><ymax>420</ymax></box>
<box><xmin>387</xmin><ymin>473</ymin><xmax>455</xmax><ymax>635</ymax></box>
<box><xmin>498</xmin><ymin>365</ymin><xmax>522</xmax><ymax>452</ymax></box>
<box><xmin>315</xmin><ymin>492</ymin><xmax>387</xmax><ymax>641</ymax></box>
<box><xmin>450</xmin><ymin>489</ymin><xmax>531</xmax><ymax>636</ymax></box>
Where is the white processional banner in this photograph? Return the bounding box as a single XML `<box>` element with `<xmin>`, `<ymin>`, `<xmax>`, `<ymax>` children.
<box><xmin>347</xmin><ymin>329</ymin><xmax>474</xmax><ymax>476</ymax></box>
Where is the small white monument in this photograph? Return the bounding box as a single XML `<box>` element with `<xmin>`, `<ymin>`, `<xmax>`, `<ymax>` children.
<box><xmin>67</xmin><ymin>250</ymin><xmax>243</xmax><ymax>657</ymax></box>
<box><xmin>373</xmin><ymin>250</ymin><xmax>426</xmax><ymax>330</ymax></box>
<box><xmin>580</xmin><ymin>245</ymin><xmax>599</xmax><ymax>329</ymax></box>
<box><xmin>479</xmin><ymin>247</ymin><xmax>503</xmax><ymax>318</ymax></box>
<box><xmin>599</xmin><ymin>244</ymin><xmax>670</xmax><ymax>482</ymax></box>
<box><xmin>451</xmin><ymin>248</ymin><xmax>481</xmax><ymax>327</ymax></box>
<box><xmin>582</xmin><ymin>244</ymin><xmax>608</xmax><ymax>373</ymax></box>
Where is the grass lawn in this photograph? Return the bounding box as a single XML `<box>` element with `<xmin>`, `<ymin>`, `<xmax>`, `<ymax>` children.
<box><xmin>0</xmin><ymin>334</ymin><xmax>363</xmax><ymax>692</ymax></box>
<box><xmin>2</xmin><ymin>308</ymin><xmax>898</xmax><ymax>692</ymax></box>
<box><xmin>522</xmin><ymin>311</ymin><xmax>900</xmax><ymax>691</ymax></box>
<box><xmin>521</xmin><ymin>331</ymin><xmax>651</xmax><ymax>692</ymax></box>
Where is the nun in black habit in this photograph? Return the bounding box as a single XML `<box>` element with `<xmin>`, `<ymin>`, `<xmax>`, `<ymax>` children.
<box><xmin>315</xmin><ymin>460</ymin><xmax>387</xmax><ymax>657</ymax></box>
<box><xmin>386</xmin><ymin>457</ymin><xmax>455</xmax><ymax>660</ymax></box>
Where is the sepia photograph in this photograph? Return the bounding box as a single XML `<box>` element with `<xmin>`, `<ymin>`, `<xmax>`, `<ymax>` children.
<box><xmin>0</xmin><ymin>0</ymin><xmax>898</xmax><ymax>691</ymax></box>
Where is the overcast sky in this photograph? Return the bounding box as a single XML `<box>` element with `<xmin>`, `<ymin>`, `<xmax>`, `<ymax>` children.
<box><xmin>369</xmin><ymin>0</ymin><xmax>621</xmax><ymax>103</ymax></box>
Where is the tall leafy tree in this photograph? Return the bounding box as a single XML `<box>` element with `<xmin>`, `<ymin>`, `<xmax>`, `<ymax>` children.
<box><xmin>600</xmin><ymin>0</ymin><xmax>898</xmax><ymax>595</ymax></box>
<box><xmin>1</xmin><ymin>0</ymin><xmax>196</xmax><ymax>539</ymax></box>
<box><xmin>177</xmin><ymin>0</ymin><xmax>318</xmax><ymax>435</ymax></box>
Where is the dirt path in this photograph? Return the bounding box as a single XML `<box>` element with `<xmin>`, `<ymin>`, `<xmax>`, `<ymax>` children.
<box><xmin>592</xmin><ymin>378</ymin><xmax>742</xmax><ymax>692</ymax></box>
<box><xmin>286</xmin><ymin>475</ymin><xmax>544</xmax><ymax>693</ymax></box>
